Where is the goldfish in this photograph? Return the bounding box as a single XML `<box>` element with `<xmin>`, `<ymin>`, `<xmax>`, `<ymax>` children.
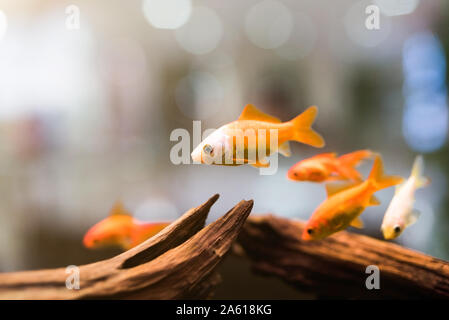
<box><xmin>381</xmin><ymin>155</ymin><xmax>429</xmax><ymax>240</ymax></box>
<box><xmin>83</xmin><ymin>202</ymin><xmax>171</xmax><ymax>250</ymax></box>
<box><xmin>191</xmin><ymin>104</ymin><xmax>325</xmax><ymax>167</ymax></box>
<box><xmin>287</xmin><ymin>150</ymin><xmax>374</xmax><ymax>183</ymax></box>
<box><xmin>302</xmin><ymin>155</ymin><xmax>403</xmax><ymax>241</ymax></box>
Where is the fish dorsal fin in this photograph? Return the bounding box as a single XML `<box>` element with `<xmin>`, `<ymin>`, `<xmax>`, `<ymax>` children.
<box><xmin>238</xmin><ymin>104</ymin><xmax>281</xmax><ymax>123</ymax></box>
<box><xmin>278</xmin><ymin>142</ymin><xmax>291</xmax><ymax>157</ymax></box>
<box><xmin>350</xmin><ymin>216</ymin><xmax>364</xmax><ymax>229</ymax></box>
<box><xmin>325</xmin><ymin>181</ymin><xmax>358</xmax><ymax>197</ymax></box>
<box><xmin>110</xmin><ymin>201</ymin><xmax>132</xmax><ymax>216</ymax></box>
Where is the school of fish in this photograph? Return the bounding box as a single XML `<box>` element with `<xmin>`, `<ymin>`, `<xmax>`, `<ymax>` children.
<box><xmin>84</xmin><ymin>104</ymin><xmax>431</xmax><ymax>250</ymax></box>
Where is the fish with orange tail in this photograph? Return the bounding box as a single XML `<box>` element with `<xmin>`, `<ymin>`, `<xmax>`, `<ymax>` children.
<box><xmin>191</xmin><ymin>104</ymin><xmax>325</xmax><ymax>168</ymax></box>
<box><xmin>287</xmin><ymin>150</ymin><xmax>374</xmax><ymax>183</ymax></box>
<box><xmin>83</xmin><ymin>202</ymin><xmax>171</xmax><ymax>250</ymax></box>
<box><xmin>302</xmin><ymin>155</ymin><xmax>403</xmax><ymax>241</ymax></box>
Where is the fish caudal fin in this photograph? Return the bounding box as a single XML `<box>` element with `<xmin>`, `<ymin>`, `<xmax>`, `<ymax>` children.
<box><xmin>368</xmin><ymin>155</ymin><xmax>404</xmax><ymax>191</ymax></box>
<box><xmin>338</xmin><ymin>150</ymin><xmax>373</xmax><ymax>168</ymax></box>
<box><xmin>411</xmin><ymin>155</ymin><xmax>430</xmax><ymax>189</ymax></box>
<box><xmin>289</xmin><ymin>106</ymin><xmax>325</xmax><ymax>148</ymax></box>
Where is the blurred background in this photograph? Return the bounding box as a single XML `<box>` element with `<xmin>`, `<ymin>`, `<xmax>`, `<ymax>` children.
<box><xmin>0</xmin><ymin>0</ymin><xmax>448</xmax><ymax>298</ymax></box>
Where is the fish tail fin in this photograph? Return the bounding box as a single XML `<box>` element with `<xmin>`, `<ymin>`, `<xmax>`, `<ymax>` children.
<box><xmin>338</xmin><ymin>149</ymin><xmax>374</xmax><ymax>168</ymax></box>
<box><xmin>289</xmin><ymin>106</ymin><xmax>325</xmax><ymax>148</ymax></box>
<box><xmin>368</xmin><ymin>155</ymin><xmax>404</xmax><ymax>191</ymax></box>
<box><xmin>411</xmin><ymin>155</ymin><xmax>430</xmax><ymax>189</ymax></box>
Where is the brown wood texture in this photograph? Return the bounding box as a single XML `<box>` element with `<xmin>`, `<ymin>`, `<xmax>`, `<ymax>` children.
<box><xmin>236</xmin><ymin>214</ymin><xmax>449</xmax><ymax>299</ymax></box>
<box><xmin>0</xmin><ymin>194</ymin><xmax>254</xmax><ymax>299</ymax></box>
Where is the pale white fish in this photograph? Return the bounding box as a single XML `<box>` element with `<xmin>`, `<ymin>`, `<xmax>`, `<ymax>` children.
<box><xmin>381</xmin><ymin>155</ymin><xmax>430</xmax><ymax>240</ymax></box>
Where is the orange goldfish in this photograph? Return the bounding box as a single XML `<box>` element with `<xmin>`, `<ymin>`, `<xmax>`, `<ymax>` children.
<box><xmin>83</xmin><ymin>202</ymin><xmax>171</xmax><ymax>250</ymax></box>
<box><xmin>302</xmin><ymin>155</ymin><xmax>403</xmax><ymax>241</ymax></box>
<box><xmin>287</xmin><ymin>150</ymin><xmax>374</xmax><ymax>183</ymax></box>
<box><xmin>191</xmin><ymin>104</ymin><xmax>325</xmax><ymax>168</ymax></box>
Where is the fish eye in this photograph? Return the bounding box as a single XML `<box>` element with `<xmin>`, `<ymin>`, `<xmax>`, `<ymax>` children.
<box><xmin>203</xmin><ymin>144</ymin><xmax>214</xmax><ymax>156</ymax></box>
<box><xmin>394</xmin><ymin>226</ymin><xmax>401</xmax><ymax>233</ymax></box>
<box><xmin>307</xmin><ymin>228</ymin><xmax>314</xmax><ymax>235</ymax></box>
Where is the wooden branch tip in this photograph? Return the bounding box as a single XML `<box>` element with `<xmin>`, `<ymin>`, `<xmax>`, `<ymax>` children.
<box><xmin>0</xmin><ymin>194</ymin><xmax>254</xmax><ymax>300</ymax></box>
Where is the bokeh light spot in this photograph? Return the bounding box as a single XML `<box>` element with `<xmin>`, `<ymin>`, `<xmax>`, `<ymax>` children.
<box><xmin>135</xmin><ymin>198</ymin><xmax>179</xmax><ymax>222</ymax></box>
<box><xmin>402</xmin><ymin>32</ymin><xmax>448</xmax><ymax>153</ymax></box>
<box><xmin>245</xmin><ymin>0</ymin><xmax>293</xmax><ymax>49</ymax></box>
<box><xmin>142</xmin><ymin>0</ymin><xmax>192</xmax><ymax>30</ymax></box>
<box><xmin>175</xmin><ymin>6</ymin><xmax>223</xmax><ymax>55</ymax></box>
<box><xmin>402</xmin><ymin>101</ymin><xmax>448</xmax><ymax>153</ymax></box>
<box><xmin>374</xmin><ymin>0</ymin><xmax>420</xmax><ymax>16</ymax></box>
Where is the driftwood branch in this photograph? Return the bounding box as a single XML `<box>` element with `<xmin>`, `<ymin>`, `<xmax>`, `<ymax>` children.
<box><xmin>0</xmin><ymin>194</ymin><xmax>254</xmax><ymax>299</ymax></box>
<box><xmin>236</xmin><ymin>215</ymin><xmax>449</xmax><ymax>299</ymax></box>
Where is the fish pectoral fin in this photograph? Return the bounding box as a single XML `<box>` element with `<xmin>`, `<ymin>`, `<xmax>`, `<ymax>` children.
<box><xmin>238</xmin><ymin>104</ymin><xmax>281</xmax><ymax>123</ymax></box>
<box><xmin>350</xmin><ymin>216</ymin><xmax>364</xmax><ymax>229</ymax></box>
<box><xmin>405</xmin><ymin>209</ymin><xmax>421</xmax><ymax>227</ymax></box>
<box><xmin>278</xmin><ymin>142</ymin><xmax>291</xmax><ymax>157</ymax></box>
<box><xmin>251</xmin><ymin>159</ymin><xmax>270</xmax><ymax>168</ymax></box>
<box><xmin>368</xmin><ymin>195</ymin><xmax>381</xmax><ymax>206</ymax></box>
<box><xmin>325</xmin><ymin>181</ymin><xmax>358</xmax><ymax>197</ymax></box>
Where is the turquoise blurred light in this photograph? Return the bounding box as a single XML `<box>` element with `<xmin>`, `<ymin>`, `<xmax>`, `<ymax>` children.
<box><xmin>402</xmin><ymin>31</ymin><xmax>448</xmax><ymax>152</ymax></box>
